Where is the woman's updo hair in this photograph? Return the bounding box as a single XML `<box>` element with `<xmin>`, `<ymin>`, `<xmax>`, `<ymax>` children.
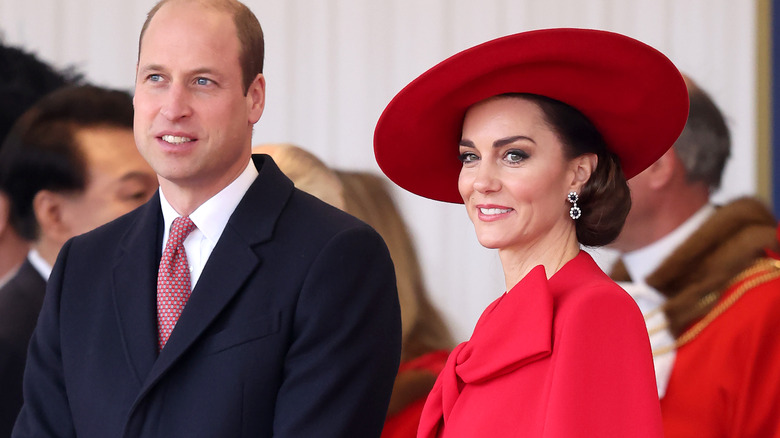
<box><xmin>504</xmin><ymin>93</ymin><xmax>631</xmax><ymax>246</ymax></box>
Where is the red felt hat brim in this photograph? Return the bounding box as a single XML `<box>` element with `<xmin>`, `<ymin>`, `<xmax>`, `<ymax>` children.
<box><xmin>374</xmin><ymin>28</ymin><xmax>689</xmax><ymax>204</ymax></box>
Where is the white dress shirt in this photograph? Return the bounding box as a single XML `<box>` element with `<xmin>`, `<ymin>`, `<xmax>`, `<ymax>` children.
<box><xmin>159</xmin><ymin>159</ymin><xmax>258</xmax><ymax>290</ymax></box>
<box><xmin>27</xmin><ymin>248</ymin><xmax>53</xmax><ymax>281</ymax></box>
<box><xmin>619</xmin><ymin>203</ymin><xmax>715</xmax><ymax>398</ymax></box>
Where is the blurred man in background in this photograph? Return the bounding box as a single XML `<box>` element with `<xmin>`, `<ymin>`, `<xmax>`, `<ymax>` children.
<box><xmin>0</xmin><ymin>43</ymin><xmax>78</xmax><ymax>287</ymax></box>
<box><xmin>0</xmin><ymin>85</ymin><xmax>158</xmax><ymax>436</ymax></box>
<box><xmin>609</xmin><ymin>76</ymin><xmax>780</xmax><ymax>438</ymax></box>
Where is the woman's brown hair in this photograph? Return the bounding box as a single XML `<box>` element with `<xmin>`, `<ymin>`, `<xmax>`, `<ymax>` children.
<box><xmin>505</xmin><ymin>93</ymin><xmax>632</xmax><ymax>247</ymax></box>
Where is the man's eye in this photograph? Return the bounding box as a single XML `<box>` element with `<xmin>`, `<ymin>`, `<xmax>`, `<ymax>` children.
<box><xmin>128</xmin><ymin>191</ymin><xmax>147</xmax><ymax>201</ymax></box>
<box><xmin>148</xmin><ymin>74</ymin><xmax>162</xmax><ymax>82</ymax></box>
<box><xmin>196</xmin><ymin>77</ymin><xmax>211</xmax><ymax>86</ymax></box>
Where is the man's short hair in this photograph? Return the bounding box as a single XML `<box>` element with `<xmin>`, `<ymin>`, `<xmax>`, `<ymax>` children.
<box><xmin>0</xmin><ymin>85</ymin><xmax>134</xmax><ymax>241</ymax></box>
<box><xmin>674</xmin><ymin>77</ymin><xmax>731</xmax><ymax>190</ymax></box>
<box><xmin>0</xmin><ymin>42</ymin><xmax>80</xmax><ymax>145</ymax></box>
<box><xmin>138</xmin><ymin>0</ymin><xmax>264</xmax><ymax>94</ymax></box>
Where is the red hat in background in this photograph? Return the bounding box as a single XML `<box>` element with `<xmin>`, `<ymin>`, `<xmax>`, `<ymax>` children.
<box><xmin>373</xmin><ymin>28</ymin><xmax>689</xmax><ymax>204</ymax></box>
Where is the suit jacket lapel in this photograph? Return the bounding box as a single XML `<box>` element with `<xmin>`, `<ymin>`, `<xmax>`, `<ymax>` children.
<box><xmin>134</xmin><ymin>155</ymin><xmax>294</xmax><ymax>399</ymax></box>
<box><xmin>111</xmin><ymin>192</ymin><xmax>164</xmax><ymax>385</ymax></box>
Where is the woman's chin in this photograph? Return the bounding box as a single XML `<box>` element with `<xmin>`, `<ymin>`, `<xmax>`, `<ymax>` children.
<box><xmin>476</xmin><ymin>237</ymin><xmax>506</xmax><ymax>250</ymax></box>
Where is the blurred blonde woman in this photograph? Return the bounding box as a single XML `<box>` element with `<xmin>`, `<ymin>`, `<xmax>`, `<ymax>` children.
<box><xmin>254</xmin><ymin>142</ymin><xmax>453</xmax><ymax>437</ymax></box>
<box><xmin>252</xmin><ymin>143</ymin><xmax>345</xmax><ymax>209</ymax></box>
<box><xmin>337</xmin><ymin>171</ymin><xmax>453</xmax><ymax>438</ymax></box>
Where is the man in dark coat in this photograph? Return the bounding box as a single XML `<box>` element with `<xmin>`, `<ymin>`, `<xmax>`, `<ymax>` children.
<box><xmin>11</xmin><ymin>1</ymin><xmax>401</xmax><ymax>436</ymax></box>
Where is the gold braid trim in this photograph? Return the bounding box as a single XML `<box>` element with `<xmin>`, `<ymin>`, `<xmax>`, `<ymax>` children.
<box><xmin>652</xmin><ymin>258</ymin><xmax>780</xmax><ymax>357</ymax></box>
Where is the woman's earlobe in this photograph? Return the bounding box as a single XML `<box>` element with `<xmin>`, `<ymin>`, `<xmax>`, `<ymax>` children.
<box><xmin>570</xmin><ymin>153</ymin><xmax>598</xmax><ymax>187</ymax></box>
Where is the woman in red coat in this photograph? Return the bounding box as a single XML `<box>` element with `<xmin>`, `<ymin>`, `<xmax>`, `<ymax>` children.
<box><xmin>373</xmin><ymin>28</ymin><xmax>689</xmax><ymax>437</ymax></box>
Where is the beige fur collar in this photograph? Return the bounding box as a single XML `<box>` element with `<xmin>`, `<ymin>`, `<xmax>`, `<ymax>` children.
<box><xmin>615</xmin><ymin>197</ymin><xmax>777</xmax><ymax>336</ymax></box>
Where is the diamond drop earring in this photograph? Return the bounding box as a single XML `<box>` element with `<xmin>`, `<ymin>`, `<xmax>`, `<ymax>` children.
<box><xmin>568</xmin><ymin>191</ymin><xmax>581</xmax><ymax>220</ymax></box>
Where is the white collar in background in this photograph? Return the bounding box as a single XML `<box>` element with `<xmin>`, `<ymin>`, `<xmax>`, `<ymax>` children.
<box><xmin>622</xmin><ymin>203</ymin><xmax>716</xmax><ymax>284</ymax></box>
<box><xmin>618</xmin><ymin>203</ymin><xmax>715</xmax><ymax>399</ymax></box>
<box><xmin>27</xmin><ymin>248</ymin><xmax>53</xmax><ymax>281</ymax></box>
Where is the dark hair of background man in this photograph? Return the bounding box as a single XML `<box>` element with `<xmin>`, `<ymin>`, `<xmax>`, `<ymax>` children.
<box><xmin>0</xmin><ymin>85</ymin><xmax>134</xmax><ymax>241</ymax></box>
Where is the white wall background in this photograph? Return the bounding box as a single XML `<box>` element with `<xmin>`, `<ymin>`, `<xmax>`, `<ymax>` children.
<box><xmin>0</xmin><ymin>0</ymin><xmax>758</xmax><ymax>342</ymax></box>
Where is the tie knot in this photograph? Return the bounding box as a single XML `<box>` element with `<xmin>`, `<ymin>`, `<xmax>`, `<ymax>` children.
<box><xmin>169</xmin><ymin>216</ymin><xmax>196</xmax><ymax>246</ymax></box>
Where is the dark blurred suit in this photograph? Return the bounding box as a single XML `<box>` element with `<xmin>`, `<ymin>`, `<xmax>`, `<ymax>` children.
<box><xmin>0</xmin><ymin>260</ymin><xmax>45</xmax><ymax>437</ymax></box>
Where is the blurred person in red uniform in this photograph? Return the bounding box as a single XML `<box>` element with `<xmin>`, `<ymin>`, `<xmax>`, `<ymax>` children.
<box><xmin>609</xmin><ymin>75</ymin><xmax>780</xmax><ymax>438</ymax></box>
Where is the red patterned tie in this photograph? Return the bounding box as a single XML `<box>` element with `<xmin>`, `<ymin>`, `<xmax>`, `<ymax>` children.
<box><xmin>157</xmin><ymin>216</ymin><xmax>197</xmax><ymax>350</ymax></box>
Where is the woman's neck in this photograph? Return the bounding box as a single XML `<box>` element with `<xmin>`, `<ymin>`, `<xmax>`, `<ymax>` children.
<box><xmin>498</xmin><ymin>226</ymin><xmax>580</xmax><ymax>290</ymax></box>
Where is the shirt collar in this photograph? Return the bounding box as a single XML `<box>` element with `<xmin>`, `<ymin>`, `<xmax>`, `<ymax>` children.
<box><xmin>28</xmin><ymin>248</ymin><xmax>53</xmax><ymax>281</ymax></box>
<box><xmin>159</xmin><ymin>158</ymin><xmax>258</xmax><ymax>244</ymax></box>
<box><xmin>622</xmin><ymin>203</ymin><xmax>716</xmax><ymax>284</ymax></box>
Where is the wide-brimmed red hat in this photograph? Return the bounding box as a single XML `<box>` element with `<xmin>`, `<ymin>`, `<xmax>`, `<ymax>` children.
<box><xmin>374</xmin><ymin>28</ymin><xmax>689</xmax><ymax>204</ymax></box>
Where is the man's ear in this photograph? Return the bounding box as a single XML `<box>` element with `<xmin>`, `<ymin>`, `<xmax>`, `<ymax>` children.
<box><xmin>0</xmin><ymin>193</ymin><xmax>11</xmax><ymax>235</ymax></box>
<box><xmin>32</xmin><ymin>190</ymin><xmax>70</xmax><ymax>243</ymax></box>
<box><xmin>568</xmin><ymin>153</ymin><xmax>598</xmax><ymax>193</ymax></box>
<box><xmin>247</xmin><ymin>73</ymin><xmax>266</xmax><ymax>125</ymax></box>
<box><xmin>644</xmin><ymin>148</ymin><xmax>678</xmax><ymax>190</ymax></box>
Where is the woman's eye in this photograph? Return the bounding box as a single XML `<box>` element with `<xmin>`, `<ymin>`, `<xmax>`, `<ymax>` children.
<box><xmin>505</xmin><ymin>150</ymin><xmax>528</xmax><ymax>163</ymax></box>
<box><xmin>458</xmin><ymin>152</ymin><xmax>479</xmax><ymax>163</ymax></box>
